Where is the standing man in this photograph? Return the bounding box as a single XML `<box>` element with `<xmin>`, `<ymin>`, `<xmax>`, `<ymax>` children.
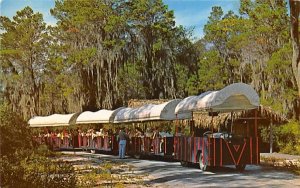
<box><xmin>119</xmin><ymin>128</ymin><xmax>129</xmax><ymax>159</ymax></box>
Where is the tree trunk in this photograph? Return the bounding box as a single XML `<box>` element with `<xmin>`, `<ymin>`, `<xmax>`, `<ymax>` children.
<box><xmin>289</xmin><ymin>0</ymin><xmax>300</xmax><ymax>97</ymax></box>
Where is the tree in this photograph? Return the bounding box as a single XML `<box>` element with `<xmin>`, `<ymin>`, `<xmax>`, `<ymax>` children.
<box><xmin>197</xmin><ymin>50</ymin><xmax>227</xmax><ymax>91</ymax></box>
<box><xmin>200</xmin><ymin>1</ymin><xmax>298</xmax><ymax>119</ymax></box>
<box><xmin>289</xmin><ymin>0</ymin><xmax>300</xmax><ymax>98</ymax></box>
<box><xmin>51</xmin><ymin>0</ymin><xmax>130</xmax><ymax>110</ymax></box>
<box><xmin>117</xmin><ymin>62</ymin><xmax>146</xmax><ymax>103</ymax></box>
<box><xmin>0</xmin><ymin>7</ymin><xmax>50</xmax><ymax>119</ymax></box>
<box><xmin>173</xmin><ymin>27</ymin><xmax>203</xmax><ymax>97</ymax></box>
<box><xmin>50</xmin><ymin>0</ymin><xmax>195</xmax><ymax>108</ymax></box>
<box><xmin>202</xmin><ymin>7</ymin><xmax>246</xmax><ymax>90</ymax></box>
<box><xmin>128</xmin><ymin>0</ymin><xmax>177</xmax><ymax>99</ymax></box>
<box><xmin>289</xmin><ymin>0</ymin><xmax>300</xmax><ymax>119</ymax></box>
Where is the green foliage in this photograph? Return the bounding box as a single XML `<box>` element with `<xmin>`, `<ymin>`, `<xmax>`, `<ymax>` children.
<box><xmin>275</xmin><ymin>121</ymin><xmax>300</xmax><ymax>155</ymax></box>
<box><xmin>200</xmin><ymin>0</ymin><xmax>298</xmax><ymax>119</ymax></box>
<box><xmin>1</xmin><ymin>6</ymin><xmax>51</xmax><ymax>118</ymax></box>
<box><xmin>48</xmin><ymin>0</ymin><xmax>188</xmax><ymax>108</ymax></box>
<box><xmin>0</xmin><ymin>0</ymin><xmax>299</xmax><ymax>128</ymax></box>
<box><xmin>69</xmin><ymin>48</ymin><xmax>97</xmax><ymax>66</ymax></box>
<box><xmin>0</xmin><ymin>104</ymin><xmax>76</xmax><ymax>187</ymax></box>
<box><xmin>197</xmin><ymin>50</ymin><xmax>227</xmax><ymax>91</ymax></box>
<box><xmin>260</xmin><ymin>97</ymin><xmax>285</xmax><ymax>114</ymax></box>
<box><xmin>128</xmin><ymin>0</ymin><xmax>179</xmax><ymax>99</ymax></box>
<box><xmin>175</xmin><ymin>63</ymin><xmax>189</xmax><ymax>96</ymax></box>
<box><xmin>1</xmin><ymin>150</ymin><xmax>76</xmax><ymax>188</ymax></box>
<box><xmin>264</xmin><ymin>44</ymin><xmax>297</xmax><ymax>113</ymax></box>
<box><xmin>0</xmin><ymin>104</ymin><xmax>32</xmax><ymax>157</ymax></box>
<box><xmin>261</xmin><ymin>120</ymin><xmax>300</xmax><ymax>155</ymax></box>
<box><xmin>186</xmin><ymin>75</ymin><xmax>198</xmax><ymax>95</ymax></box>
<box><xmin>118</xmin><ymin>62</ymin><xmax>146</xmax><ymax>100</ymax></box>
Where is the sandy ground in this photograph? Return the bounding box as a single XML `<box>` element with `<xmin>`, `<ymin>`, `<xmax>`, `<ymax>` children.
<box><xmin>58</xmin><ymin>151</ymin><xmax>300</xmax><ymax>187</ymax></box>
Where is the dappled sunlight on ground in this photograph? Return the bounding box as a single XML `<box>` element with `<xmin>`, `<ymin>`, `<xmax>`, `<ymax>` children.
<box><xmin>58</xmin><ymin>151</ymin><xmax>300</xmax><ymax>187</ymax></box>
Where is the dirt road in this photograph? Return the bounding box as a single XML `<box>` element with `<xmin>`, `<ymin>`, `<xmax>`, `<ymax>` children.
<box><xmin>61</xmin><ymin>151</ymin><xmax>300</xmax><ymax>187</ymax></box>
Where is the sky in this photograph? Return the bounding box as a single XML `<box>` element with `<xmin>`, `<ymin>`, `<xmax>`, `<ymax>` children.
<box><xmin>0</xmin><ymin>0</ymin><xmax>240</xmax><ymax>39</ymax></box>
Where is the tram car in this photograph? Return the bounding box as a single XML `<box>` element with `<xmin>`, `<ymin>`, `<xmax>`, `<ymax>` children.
<box><xmin>29</xmin><ymin>83</ymin><xmax>260</xmax><ymax>171</ymax></box>
<box><xmin>173</xmin><ymin>83</ymin><xmax>260</xmax><ymax>171</ymax></box>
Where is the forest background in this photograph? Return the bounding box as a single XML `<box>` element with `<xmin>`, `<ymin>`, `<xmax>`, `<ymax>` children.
<box><xmin>1</xmin><ymin>0</ymin><xmax>299</xmax><ymax>121</ymax></box>
<box><xmin>1</xmin><ymin>0</ymin><xmax>299</xmax><ymax>152</ymax></box>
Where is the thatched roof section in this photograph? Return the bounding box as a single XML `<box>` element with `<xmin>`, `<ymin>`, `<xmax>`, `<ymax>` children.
<box><xmin>257</xmin><ymin>105</ymin><xmax>288</xmax><ymax>123</ymax></box>
<box><xmin>190</xmin><ymin>105</ymin><xmax>288</xmax><ymax>128</ymax></box>
<box><xmin>191</xmin><ymin>112</ymin><xmax>231</xmax><ymax>129</ymax></box>
<box><xmin>128</xmin><ymin>99</ymin><xmax>288</xmax><ymax>129</ymax></box>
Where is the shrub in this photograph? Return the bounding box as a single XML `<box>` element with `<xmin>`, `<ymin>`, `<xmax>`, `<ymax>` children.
<box><xmin>274</xmin><ymin>120</ymin><xmax>300</xmax><ymax>155</ymax></box>
<box><xmin>0</xmin><ymin>104</ymin><xmax>76</xmax><ymax>187</ymax></box>
<box><xmin>276</xmin><ymin>120</ymin><xmax>300</xmax><ymax>155</ymax></box>
<box><xmin>260</xmin><ymin>120</ymin><xmax>300</xmax><ymax>155</ymax></box>
<box><xmin>0</xmin><ymin>104</ymin><xmax>33</xmax><ymax>157</ymax></box>
<box><xmin>1</xmin><ymin>152</ymin><xmax>76</xmax><ymax>188</ymax></box>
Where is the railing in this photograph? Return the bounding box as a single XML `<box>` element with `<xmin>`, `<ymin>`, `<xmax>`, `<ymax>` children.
<box><xmin>33</xmin><ymin>135</ymin><xmax>175</xmax><ymax>157</ymax></box>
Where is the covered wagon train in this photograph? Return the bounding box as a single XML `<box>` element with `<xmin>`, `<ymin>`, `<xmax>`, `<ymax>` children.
<box><xmin>29</xmin><ymin>83</ymin><xmax>260</xmax><ymax>171</ymax></box>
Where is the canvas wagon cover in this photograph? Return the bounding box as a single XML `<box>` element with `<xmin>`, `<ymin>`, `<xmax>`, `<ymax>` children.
<box><xmin>76</xmin><ymin>107</ymin><xmax>124</xmax><ymax>124</ymax></box>
<box><xmin>29</xmin><ymin>113</ymin><xmax>79</xmax><ymax>127</ymax></box>
<box><xmin>149</xmin><ymin>99</ymin><xmax>191</xmax><ymax>120</ymax></box>
<box><xmin>114</xmin><ymin>99</ymin><xmax>191</xmax><ymax>123</ymax></box>
<box><xmin>175</xmin><ymin>83</ymin><xmax>259</xmax><ymax>114</ymax></box>
<box><xmin>113</xmin><ymin>107</ymin><xmax>136</xmax><ymax>123</ymax></box>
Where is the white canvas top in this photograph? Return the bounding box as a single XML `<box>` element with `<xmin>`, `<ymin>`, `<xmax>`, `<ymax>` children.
<box><xmin>113</xmin><ymin>105</ymin><xmax>155</xmax><ymax>123</ymax></box>
<box><xmin>113</xmin><ymin>107</ymin><xmax>136</xmax><ymax>123</ymax></box>
<box><xmin>76</xmin><ymin>107</ymin><xmax>124</xmax><ymax>124</ymax></box>
<box><xmin>131</xmin><ymin>104</ymin><xmax>155</xmax><ymax>121</ymax></box>
<box><xmin>114</xmin><ymin>99</ymin><xmax>191</xmax><ymax>123</ymax></box>
<box><xmin>149</xmin><ymin>99</ymin><xmax>191</xmax><ymax>120</ymax></box>
<box><xmin>175</xmin><ymin>83</ymin><xmax>259</xmax><ymax>114</ymax></box>
<box><xmin>29</xmin><ymin>113</ymin><xmax>78</xmax><ymax>127</ymax></box>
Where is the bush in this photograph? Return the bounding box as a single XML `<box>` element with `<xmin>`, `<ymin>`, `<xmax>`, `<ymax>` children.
<box><xmin>273</xmin><ymin>121</ymin><xmax>300</xmax><ymax>155</ymax></box>
<box><xmin>0</xmin><ymin>151</ymin><xmax>76</xmax><ymax>188</ymax></box>
<box><xmin>274</xmin><ymin>120</ymin><xmax>300</xmax><ymax>155</ymax></box>
<box><xmin>0</xmin><ymin>104</ymin><xmax>76</xmax><ymax>187</ymax></box>
<box><xmin>0</xmin><ymin>104</ymin><xmax>33</xmax><ymax>157</ymax></box>
<box><xmin>260</xmin><ymin>126</ymin><xmax>280</xmax><ymax>152</ymax></box>
<box><xmin>260</xmin><ymin>120</ymin><xmax>300</xmax><ymax>155</ymax></box>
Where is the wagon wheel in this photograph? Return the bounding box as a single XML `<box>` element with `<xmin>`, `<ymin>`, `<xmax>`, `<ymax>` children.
<box><xmin>180</xmin><ymin>161</ymin><xmax>188</xmax><ymax>167</ymax></box>
<box><xmin>199</xmin><ymin>153</ymin><xmax>207</xmax><ymax>171</ymax></box>
<box><xmin>134</xmin><ymin>154</ymin><xmax>141</xmax><ymax>159</ymax></box>
<box><xmin>235</xmin><ymin>164</ymin><xmax>246</xmax><ymax>172</ymax></box>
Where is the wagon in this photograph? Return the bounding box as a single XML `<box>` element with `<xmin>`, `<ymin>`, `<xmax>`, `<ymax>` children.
<box><xmin>174</xmin><ymin>83</ymin><xmax>260</xmax><ymax>171</ymax></box>
<box><xmin>29</xmin><ymin>83</ymin><xmax>260</xmax><ymax>172</ymax></box>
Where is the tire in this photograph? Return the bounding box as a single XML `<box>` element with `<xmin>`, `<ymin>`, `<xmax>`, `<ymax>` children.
<box><xmin>180</xmin><ymin>161</ymin><xmax>188</xmax><ymax>167</ymax></box>
<box><xmin>134</xmin><ymin>154</ymin><xmax>141</xmax><ymax>159</ymax></box>
<box><xmin>199</xmin><ymin>153</ymin><xmax>207</xmax><ymax>171</ymax></box>
<box><xmin>235</xmin><ymin>164</ymin><xmax>246</xmax><ymax>172</ymax></box>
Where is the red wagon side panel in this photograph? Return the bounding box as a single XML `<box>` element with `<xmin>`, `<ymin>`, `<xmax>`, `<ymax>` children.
<box><xmin>174</xmin><ymin>136</ymin><xmax>260</xmax><ymax>167</ymax></box>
